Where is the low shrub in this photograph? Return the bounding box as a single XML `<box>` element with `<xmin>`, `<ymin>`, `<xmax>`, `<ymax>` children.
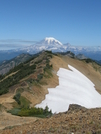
<box><xmin>18</xmin><ymin>106</ymin><xmax>52</xmax><ymax>117</ymax></box>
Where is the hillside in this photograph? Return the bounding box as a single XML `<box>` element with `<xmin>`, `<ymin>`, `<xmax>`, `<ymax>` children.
<box><xmin>0</xmin><ymin>53</ymin><xmax>32</xmax><ymax>75</ymax></box>
<box><xmin>0</xmin><ymin>51</ymin><xmax>101</xmax><ymax>133</ymax></box>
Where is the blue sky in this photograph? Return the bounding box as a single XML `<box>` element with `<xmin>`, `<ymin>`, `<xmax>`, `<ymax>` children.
<box><xmin>0</xmin><ymin>0</ymin><xmax>101</xmax><ymax>49</ymax></box>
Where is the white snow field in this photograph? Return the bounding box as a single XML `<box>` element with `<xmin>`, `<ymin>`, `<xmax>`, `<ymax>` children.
<box><xmin>35</xmin><ymin>65</ymin><xmax>101</xmax><ymax>113</ymax></box>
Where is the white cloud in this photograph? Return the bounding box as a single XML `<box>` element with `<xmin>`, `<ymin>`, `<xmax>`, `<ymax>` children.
<box><xmin>0</xmin><ymin>39</ymin><xmax>37</xmax><ymax>50</ymax></box>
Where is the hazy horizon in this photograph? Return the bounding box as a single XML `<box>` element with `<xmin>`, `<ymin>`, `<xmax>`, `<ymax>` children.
<box><xmin>0</xmin><ymin>37</ymin><xmax>101</xmax><ymax>50</ymax></box>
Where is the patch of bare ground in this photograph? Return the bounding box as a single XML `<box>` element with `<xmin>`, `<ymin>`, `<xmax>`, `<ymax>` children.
<box><xmin>0</xmin><ymin>111</ymin><xmax>37</xmax><ymax>130</ymax></box>
<box><xmin>0</xmin><ymin>93</ymin><xmax>15</xmax><ymax>106</ymax></box>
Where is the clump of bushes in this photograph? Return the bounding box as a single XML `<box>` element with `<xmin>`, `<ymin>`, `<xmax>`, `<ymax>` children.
<box><xmin>18</xmin><ymin>106</ymin><xmax>52</xmax><ymax>117</ymax></box>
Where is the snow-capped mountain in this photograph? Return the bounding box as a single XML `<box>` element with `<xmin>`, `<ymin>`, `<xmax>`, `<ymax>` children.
<box><xmin>35</xmin><ymin>37</ymin><xmax>64</xmax><ymax>52</ymax></box>
<box><xmin>0</xmin><ymin>37</ymin><xmax>101</xmax><ymax>61</ymax></box>
<box><xmin>18</xmin><ymin>37</ymin><xmax>68</xmax><ymax>53</ymax></box>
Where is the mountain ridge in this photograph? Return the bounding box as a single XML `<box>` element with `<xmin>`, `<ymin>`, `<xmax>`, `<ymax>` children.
<box><xmin>0</xmin><ymin>51</ymin><xmax>101</xmax><ymax>133</ymax></box>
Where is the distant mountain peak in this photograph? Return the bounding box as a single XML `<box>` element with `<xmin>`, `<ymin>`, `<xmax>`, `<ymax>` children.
<box><xmin>44</xmin><ymin>37</ymin><xmax>63</xmax><ymax>46</ymax></box>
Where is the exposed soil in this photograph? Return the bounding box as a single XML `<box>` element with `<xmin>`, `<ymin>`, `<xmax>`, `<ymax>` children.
<box><xmin>0</xmin><ymin>112</ymin><xmax>37</xmax><ymax>130</ymax></box>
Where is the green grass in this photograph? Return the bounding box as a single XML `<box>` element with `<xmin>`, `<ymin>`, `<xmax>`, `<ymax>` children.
<box><xmin>13</xmin><ymin>93</ymin><xmax>30</xmax><ymax>108</ymax></box>
<box><xmin>20</xmin><ymin>96</ymin><xmax>30</xmax><ymax>108</ymax></box>
<box><xmin>8</xmin><ymin>94</ymin><xmax>31</xmax><ymax>115</ymax></box>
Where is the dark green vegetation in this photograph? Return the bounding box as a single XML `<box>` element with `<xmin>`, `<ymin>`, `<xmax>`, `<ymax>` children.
<box><xmin>0</xmin><ymin>51</ymin><xmax>53</xmax><ymax>95</ymax></box>
<box><xmin>0</xmin><ymin>63</ymin><xmax>36</xmax><ymax>95</ymax></box>
<box><xmin>18</xmin><ymin>106</ymin><xmax>52</xmax><ymax>118</ymax></box>
<box><xmin>8</xmin><ymin>92</ymin><xmax>52</xmax><ymax>118</ymax></box>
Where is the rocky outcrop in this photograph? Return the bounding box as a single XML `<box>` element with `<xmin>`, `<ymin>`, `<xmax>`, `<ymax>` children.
<box><xmin>1</xmin><ymin>104</ymin><xmax>101</xmax><ymax>134</ymax></box>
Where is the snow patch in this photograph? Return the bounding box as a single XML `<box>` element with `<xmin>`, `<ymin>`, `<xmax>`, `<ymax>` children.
<box><xmin>35</xmin><ymin>65</ymin><xmax>101</xmax><ymax>113</ymax></box>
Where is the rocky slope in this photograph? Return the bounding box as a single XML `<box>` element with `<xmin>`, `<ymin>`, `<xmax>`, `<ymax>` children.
<box><xmin>1</xmin><ymin>104</ymin><xmax>101</xmax><ymax>134</ymax></box>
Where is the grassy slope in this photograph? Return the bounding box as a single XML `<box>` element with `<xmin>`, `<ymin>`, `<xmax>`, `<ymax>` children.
<box><xmin>0</xmin><ymin>51</ymin><xmax>54</xmax><ymax>117</ymax></box>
